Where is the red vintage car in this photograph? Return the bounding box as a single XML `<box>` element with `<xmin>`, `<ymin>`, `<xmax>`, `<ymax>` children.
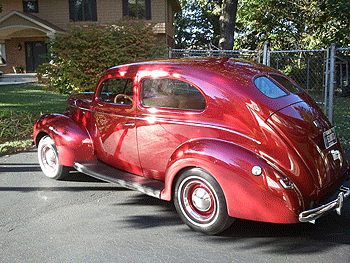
<box><xmin>34</xmin><ymin>58</ymin><xmax>350</xmax><ymax>235</ymax></box>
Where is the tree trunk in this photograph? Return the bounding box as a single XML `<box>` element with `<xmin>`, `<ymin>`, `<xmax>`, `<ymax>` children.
<box><xmin>218</xmin><ymin>0</ymin><xmax>238</xmax><ymax>50</ymax></box>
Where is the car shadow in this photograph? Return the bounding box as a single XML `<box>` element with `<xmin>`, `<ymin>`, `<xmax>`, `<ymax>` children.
<box><xmin>63</xmin><ymin>170</ymin><xmax>106</xmax><ymax>183</ymax></box>
<box><xmin>118</xmin><ymin>194</ymin><xmax>183</xmax><ymax>229</ymax></box>
<box><xmin>119</xmin><ymin>193</ymin><xmax>350</xmax><ymax>255</ymax></box>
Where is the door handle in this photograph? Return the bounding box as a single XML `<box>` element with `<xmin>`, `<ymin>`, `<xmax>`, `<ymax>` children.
<box><xmin>123</xmin><ymin>122</ymin><xmax>135</xmax><ymax>127</ymax></box>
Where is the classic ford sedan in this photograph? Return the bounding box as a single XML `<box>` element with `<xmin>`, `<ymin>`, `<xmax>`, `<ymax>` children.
<box><xmin>34</xmin><ymin>58</ymin><xmax>350</xmax><ymax>234</ymax></box>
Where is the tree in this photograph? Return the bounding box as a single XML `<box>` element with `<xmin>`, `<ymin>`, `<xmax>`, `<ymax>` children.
<box><xmin>175</xmin><ymin>2</ymin><xmax>215</xmax><ymax>48</ymax></box>
<box><xmin>175</xmin><ymin>0</ymin><xmax>238</xmax><ymax>50</ymax></box>
<box><xmin>176</xmin><ymin>0</ymin><xmax>350</xmax><ymax>51</ymax></box>
<box><xmin>38</xmin><ymin>19</ymin><xmax>166</xmax><ymax>93</ymax></box>
<box><xmin>218</xmin><ymin>0</ymin><xmax>238</xmax><ymax>50</ymax></box>
<box><xmin>234</xmin><ymin>0</ymin><xmax>350</xmax><ymax>50</ymax></box>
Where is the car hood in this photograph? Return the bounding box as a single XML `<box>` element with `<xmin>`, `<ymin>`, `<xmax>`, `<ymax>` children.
<box><xmin>266</xmin><ymin>96</ymin><xmax>349</xmax><ymax>199</ymax></box>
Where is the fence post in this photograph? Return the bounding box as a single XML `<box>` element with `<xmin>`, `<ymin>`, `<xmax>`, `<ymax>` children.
<box><xmin>328</xmin><ymin>43</ymin><xmax>336</xmax><ymax>124</ymax></box>
<box><xmin>263</xmin><ymin>42</ymin><xmax>268</xmax><ymax>65</ymax></box>
<box><xmin>168</xmin><ymin>48</ymin><xmax>172</xmax><ymax>58</ymax></box>
<box><xmin>324</xmin><ymin>48</ymin><xmax>329</xmax><ymax>113</ymax></box>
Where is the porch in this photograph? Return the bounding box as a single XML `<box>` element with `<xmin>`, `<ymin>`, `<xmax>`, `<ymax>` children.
<box><xmin>0</xmin><ymin>73</ymin><xmax>37</xmax><ymax>85</ymax></box>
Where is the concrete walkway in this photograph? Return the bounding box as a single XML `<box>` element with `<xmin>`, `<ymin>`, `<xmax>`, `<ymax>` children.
<box><xmin>0</xmin><ymin>73</ymin><xmax>37</xmax><ymax>85</ymax></box>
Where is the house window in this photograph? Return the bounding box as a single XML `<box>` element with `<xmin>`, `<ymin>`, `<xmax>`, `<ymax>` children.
<box><xmin>69</xmin><ymin>0</ymin><xmax>97</xmax><ymax>22</ymax></box>
<box><xmin>23</xmin><ymin>0</ymin><xmax>39</xmax><ymax>13</ymax></box>
<box><xmin>123</xmin><ymin>0</ymin><xmax>151</xmax><ymax>20</ymax></box>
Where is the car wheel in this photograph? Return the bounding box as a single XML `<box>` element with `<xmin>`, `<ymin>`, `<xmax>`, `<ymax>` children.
<box><xmin>174</xmin><ymin>168</ymin><xmax>234</xmax><ymax>235</ymax></box>
<box><xmin>38</xmin><ymin>135</ymin><xmax>70</xmax><ymax>180</ymax></box>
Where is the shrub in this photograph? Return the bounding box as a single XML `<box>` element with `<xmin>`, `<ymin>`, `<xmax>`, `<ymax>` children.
<box><xmin>38</xmin><ymin>19</ymin><xmax>167</xmax><ymax>94</ymax></box>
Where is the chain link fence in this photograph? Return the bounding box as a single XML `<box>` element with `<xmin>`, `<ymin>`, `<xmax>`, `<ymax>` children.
<box><xmin>267</xmin><ymin>49</ymin><xmax>327</xmax><ymax>104</ymax></box>
<box><xmin>169</xmin><ymin>46</ymin><xmax>350</xmax><ymax>148</ymax></box>
<box><xmin>333</xmin><ymin>47</ymin><xmax>350</xmax><ymax>147</ymax></box>
<box><xmin>170</xmin><ymin>49</ymin><xmax>262</xmax><ymax>62</ymax></box>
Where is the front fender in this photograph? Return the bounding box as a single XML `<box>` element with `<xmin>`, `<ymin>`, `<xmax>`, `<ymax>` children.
<box><xmin>161</xmin><ymin>138</ymin><xmax>303</xmax><ymax>224</ymax></box>
<box><xmin>33</xmin><ymin>113</ymin><xmax>95</xmax><ymax>167</ymax></box>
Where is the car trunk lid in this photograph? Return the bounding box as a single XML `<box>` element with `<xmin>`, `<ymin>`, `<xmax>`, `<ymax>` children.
<box><xmin>266</xmin><ymin>95</ymin><xmax>348</xmax><ymax>198</ymax></box>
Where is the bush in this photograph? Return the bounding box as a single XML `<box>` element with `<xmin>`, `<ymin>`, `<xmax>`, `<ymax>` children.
<box><xmin>38</xmin><ymin>19</ymin><xmax>167</xmax><ymax>94</ymax></box>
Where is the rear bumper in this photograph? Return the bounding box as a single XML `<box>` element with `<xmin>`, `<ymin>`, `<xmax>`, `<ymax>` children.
<box><xmin>299</xmin><ymin>185</ymin><xmax>350</xmax><ymax>223</ymax></box>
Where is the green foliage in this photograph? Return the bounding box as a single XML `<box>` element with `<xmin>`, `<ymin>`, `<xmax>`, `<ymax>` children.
<box><xmin>234</xmin><ymin>0</ymin><xmax>350</xmax><ymax>50</ymax></box>
<box><xmin>175</xmin><ymin>1</ymin><xmax>215</xmax><ymax>48</ymax></box>
<box><xmin>175</xmin><ymin>0</ymin><xmax>222</xmax><ymax>48</ymax></box>
<box><xmin>0</xmin><ymin>139</ymin><xmax>33</xmax><ymax>156</ymax></box>
<box><xmin>38</xmin><ymin>19</ymin><xmax>166</xmax><ymax>94</ymax></box>
<box><xmin>175</xmin><ymin>1</ymin><xmax>350</xmax><ymax>50</ymax></box>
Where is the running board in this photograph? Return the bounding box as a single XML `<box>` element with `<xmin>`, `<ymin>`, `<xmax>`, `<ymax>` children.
<box><xmin>74</xmin><ymin>160</ymin><xmax>164</xmax><ymax>199</ymax></box>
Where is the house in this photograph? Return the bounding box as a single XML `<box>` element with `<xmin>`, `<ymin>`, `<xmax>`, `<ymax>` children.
<box><xmin>0</xmin><ymin>0</ymin><xmax>181</xmax><ymax>74</ymax></box>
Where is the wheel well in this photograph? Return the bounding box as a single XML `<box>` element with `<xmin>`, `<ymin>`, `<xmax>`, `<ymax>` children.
<box><xmin>170</xmin><ymin>166</ymin><xmax>198</xmax><ymax>200</ymax></box>
<box><xmin>35</xmin><ymin>132</ymin><xmax>49</xmax><ymax>146</ymax></box>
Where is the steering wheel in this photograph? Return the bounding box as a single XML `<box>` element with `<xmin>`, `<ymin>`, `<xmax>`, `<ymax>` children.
<box><xmin>114</xmin><ymin>94</ymin><xmax>132</xmax><ymax>105</ymax></box>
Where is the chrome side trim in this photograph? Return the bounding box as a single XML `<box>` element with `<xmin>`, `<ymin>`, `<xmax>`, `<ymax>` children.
<box><xmin>68</xmin><ymin>105</ymin><xmax>92</xmax><ymax>112</ymax></box>
<box><xmin>299</xmin><ymin>185</ymin><xmax>350</xmax><ymax>223</ymax></box>
<box><xmin>92</xmin><ymin>110</ymin><xmax>261</xmax><ymax>145</ymax></box>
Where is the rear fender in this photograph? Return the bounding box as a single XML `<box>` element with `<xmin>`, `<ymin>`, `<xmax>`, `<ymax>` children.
<box><xmin>162</xmin><ymin>138</ymin><xmax>303</xmax><ymax>224</ymax></box>
<box><xmin>33</xmin><ymin>113</ymin><xmax>95</xmax><ymax>167</ymax></box>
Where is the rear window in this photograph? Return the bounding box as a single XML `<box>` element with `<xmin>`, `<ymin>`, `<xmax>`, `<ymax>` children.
<box><xmin>270</xmin><ymin>74</ymin><xmax>301</xmax><ymax>94</ymax></box>
<box><xmin>254</xmin><ymin>76</ymin><xmax>288</xmax><ymax>99</ymax></box>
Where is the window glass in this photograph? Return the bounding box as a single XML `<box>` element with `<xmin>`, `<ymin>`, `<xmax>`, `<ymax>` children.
<box><xmin>69</xmin><ymin>0</ymin><xmax>97</xmax><ymax>21</ymax></box>
<box><xmin>129</xmin><ymin>0</ymin><xmax>145</xmax><ymax>19</ymax></box>
<box><xmin>123</xmin><ymin>0</ymin><xmax>151</xmax><ymax>20</ymax></box>
<box><xmin>270</xmin><ymin>74</ymin><xmax>301</xmax><ymax>94</ymax></box>
<box><xmin>99</xmin><ymin>78</ymin><xmax>133</xmax><ymax>105</ymax></box>
<box><xmin>141</xmin><ymin>78</ymin><xmax>206</xmax><ymax>111</ymax></box>
<box><xmin>254</xmin><ymin>76</ymin><xmax>288</xmax><ymax>99</ymax></box>
<box><xmin>23</xmin><ymin>0</ymin><xmax>39</xmax><ymax>13</ymax></box>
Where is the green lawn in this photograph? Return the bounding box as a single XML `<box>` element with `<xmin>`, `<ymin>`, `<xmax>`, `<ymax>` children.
<box><xmin>0</xmin><ymin>84</ymin><xmax>67</xmax><ymax>155</ymax></box>
<box><xmin>308</xmin><ymin>91</ymin><xmax>350</xmax><ymax>149</ymax></box>
<box><xmin>333</xmin><ymin>96</ymin><xmax>350</xmax><ymax>149</ymax></box>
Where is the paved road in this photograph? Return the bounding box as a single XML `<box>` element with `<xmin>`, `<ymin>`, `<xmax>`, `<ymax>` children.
<box><xmin>1</xmin><ymin>149</ymin><xmax>350</xmax><ymax>263</ymax></box>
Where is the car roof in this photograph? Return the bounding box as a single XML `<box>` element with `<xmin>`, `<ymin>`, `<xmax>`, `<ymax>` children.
<box><xmin>108</xmin><ymin>57</ymin><xmax>276</xmax><ymax>80</ymax></box>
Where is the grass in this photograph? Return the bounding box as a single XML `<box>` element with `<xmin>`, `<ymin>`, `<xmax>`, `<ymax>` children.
<box><xmin>333</xmin><ymin>96</ymin><xmax>350</xmax><ymax>149</ymax></box>
<box><xmin>0</xmin><ymin>84</ymin><xmax>67</xmax><ymax>155</ymax></box>
<box><xmin>308</xmin><ymin>91</ymin><xmax>350</xmax><ymax>150</ymax></box>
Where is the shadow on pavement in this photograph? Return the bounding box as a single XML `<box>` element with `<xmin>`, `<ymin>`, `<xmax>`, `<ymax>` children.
<box><xmin>119</xmin><ymin>192</ymin><xmax>350</xmax><ymax>255</ymax></box>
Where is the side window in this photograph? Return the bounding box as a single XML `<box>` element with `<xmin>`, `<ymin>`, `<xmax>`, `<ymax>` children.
<box><xmin>99</xmin><ymin>78</ymin><xmax>133</xmax><ymax>105</ymax></box>
<box><xmin>141</xmin><ymin>78</ymin><xmax>206</xmax><ymax>111</ymax></box>
<box><xmin>254</xmin><ymin>76</ymin><xmax>288</xmax><ymax>99</ymax></box>
<box><xmin>270</xmin><ymin>74</ymin><xmax>301</xmax><ymax>94</ymax></box>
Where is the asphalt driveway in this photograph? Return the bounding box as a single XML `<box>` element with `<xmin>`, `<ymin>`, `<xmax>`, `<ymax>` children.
<box><xmin>1</xmin><ymin>149</ymin><xmax>350</xmax><ymax>263</ymax></box>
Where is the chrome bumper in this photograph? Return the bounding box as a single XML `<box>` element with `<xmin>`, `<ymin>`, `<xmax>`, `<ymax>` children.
<box><xmin>299</xmin><ymin>185</ymin><xmax>350</xmax><ymax>223</ymax></box>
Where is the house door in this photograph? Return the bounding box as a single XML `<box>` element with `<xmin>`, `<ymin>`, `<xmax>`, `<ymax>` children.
<box><xmin>25</xmin><ymin>41</ymin><xmax>47</xmax><ymax>72</ymax></box>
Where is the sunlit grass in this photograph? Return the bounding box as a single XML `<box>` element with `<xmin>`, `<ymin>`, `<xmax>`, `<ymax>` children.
<box><xmin>0</xmin><ymin>84</ymin><xmax>67</xmax><ymax>155</ymax></box>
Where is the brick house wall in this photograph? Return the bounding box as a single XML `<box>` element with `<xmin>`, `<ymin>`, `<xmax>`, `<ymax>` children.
<box><xmin>0</xmin><ymin>0</ymin><xmax>180</xmax><ymax>73</ymax></box>
<box><xmin>4</xmin><ymin>37</ymin><xmax>48</xmax><ymax>73</ymax></box>
<box><xmin>1</xmin><ymin>0</ymin><xmax>177</xmax><ymax>32</ymax></box>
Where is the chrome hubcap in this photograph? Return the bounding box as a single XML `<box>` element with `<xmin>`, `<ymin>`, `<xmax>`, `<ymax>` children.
<box><xmin>192</xmin><ymin>188</ymin><xmax>212</xmax><ymax>212</ymax></box>
<box><xmin>181</xmin><ymin>178</ymin><xmax>217</xmax><ymax>223</ymax></box>
<box><xmin>42</xmin><ymin>145</ymin><xmax>57</xmax><ymax>171</ymax></box>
